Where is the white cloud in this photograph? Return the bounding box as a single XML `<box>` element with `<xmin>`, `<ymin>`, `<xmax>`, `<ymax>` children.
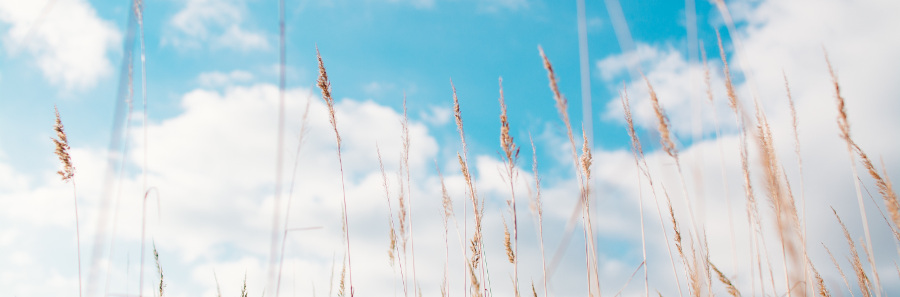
<box><xmin>164</xmin><ymin>0</ymin><xmax>268</xmax><ymax>51</ymax></box>
<box><xmin>0</xmin><ymin>0</ymin><xmax>121</xmax><ymax>89</ymax></box>
<box><xmin>197</xmin><ymin>70</ymin><xmax>254</xmax><ymax>87</ymax></box>
<box><xmin>419</xmin><ymin>105</ymin><xmax>451</xmax><ymax>126</ymax></box>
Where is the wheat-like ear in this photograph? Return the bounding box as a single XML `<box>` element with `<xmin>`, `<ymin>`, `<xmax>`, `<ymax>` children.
<box><xmin>53</xmin><ymin>106</ymin><xmax>74</xmax><ymax>181</ymax></box>
<box><xmin>153</xmin><ymin>242</ymin><xmax>165</xmax><ymax>297</ymax></box>
<box><xmin>709</xmin><ymin>260</ymin><xmax>741</xmax><ymax>297</ymax></box>
<box><xmin>241</xmin><ymin>272</ymin><xmax>249</xmax><ymax>297</ymax></box>
<box><xmin>644</xmin><ymin>75</ymin><xmax>677</xmax><ymax>159</ymax></box>
<box><xmin>52</xmin><ymin>106</ymin><xmax>82</xmax><ymax>297</ymax></box>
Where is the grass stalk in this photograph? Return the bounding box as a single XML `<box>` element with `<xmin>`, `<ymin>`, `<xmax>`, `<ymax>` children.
<box><xmin>316</xmin><ymin>48</ymin><xmax>354</xmax><ymax>297</ymax></box>
<box><xmin>451</xmin><ymin>79</ymin><xmax>486</xmax><ymax>297</ymax></box>
<box><xmin>621</xmin><ymin>86</ymin><xmax>684</xmax><ymax>297</ymax></box>
<box><xmin>498</xmin><ymin>77</ymin><xmax>521</xmax><ymax>296</ymax></box>
<box><xmin>275</xmin><ymin>97</ymin><xmax>312</xmax><ymax>297</ymax></box>
<box><xmin>528</xmin><ymin>136</ymin><xmax>549</xmax><ymax>297</ymax></box>
<box><xmin>52</xmin><ymin>106</ymin><xmax>81</xmax><ymax>297</ymax></box>
<box><xmin>828</xmin><ymin>52</ymin><xmax>883</xmax><ymax>297</ymax></box>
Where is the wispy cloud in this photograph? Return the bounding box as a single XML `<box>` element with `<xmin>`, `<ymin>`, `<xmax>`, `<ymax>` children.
<box><xmin>164</xmin><ymin>0</ymin><xmax>269</xmax><ymax>51</ymax></box>
<box><xmin>0</xmin><ymin>0</ymin><xmax>120</xmax><ymax>90</ymax></box>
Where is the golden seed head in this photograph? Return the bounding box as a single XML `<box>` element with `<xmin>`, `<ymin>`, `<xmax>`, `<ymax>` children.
<box><xmin>52</xmin><ymin>106</ymin><xmax>74</xmax><ymax>182</ymax></box>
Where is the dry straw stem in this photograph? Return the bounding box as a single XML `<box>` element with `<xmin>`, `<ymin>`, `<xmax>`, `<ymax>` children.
<box><xmin>400</xmin><ymin>97</ymin><xmax>419</xmax><ymax>296</ymax></box>
<box><xmin>645</xmin><ymin>75</ymin><xmax>710</xmax><ymax>296</ymax></box>
<box><xmin>52</xmin><ymin>106</ymin><xmax>82</xmax><ymax>297</ymax></box>
<box><xmin>709</xmin><ymin>260</ymin><xmax>741</xmax><ymax>297</ymax></box>
<box><xmin>275</xmin><ymin>95</ymin><xmax>313</xmax><ymax>297</ymax></box>
<box><xmin>717</xmin><ymin>30</ymin><xmax>769</xmax><ymax>296</ymax></box>
<box><xmin>498</xmin><ymin>77</ymin><xmax>521</xmax><ymax>296</ymax></box>
<box><xmin>436</xmin><ymin>163</ymin><xmax>455</xmax><ymax>297</ymax></box>
<box><xmin>621</xmin><ymin>87</ymin><xmax>684</xmax><ymax>297</ymax></box>
<box><xmin>704</xmin><ymin>39</ymin><xmax>739</xmax><ymax>275</ymax></box>
<box><xmin>783</xmin><ymin>72</ymin><xmax>812</xmax><ymax>296</ymax></box>
<box><xmin>753</xmin><ymin>102</ymin><xmax>804</xmax><ymax>297</ymax></box>
<box><xmin>824</xmin><ymin>244</ymin><xmax>856</xmax><ymax>297</ymax></box>
<box><xmin>539</xmin><ymin>45</ymin><xmax>600</xmax><ymax>296</ymax></box>
<box><xmin>833</xmin><ymin>208</ymin><xmax>873</xmax><ymax>297</ymax></box>
<box><xmin>377</xmin><ymin>145</ymin><xmax>400</xmax><ymax>269</ymax></box>
<box><xmin>451</xmin><ymin>79</ymin><xmax>485</xmax><ymax>296</ymax></box>
<box><xmin>621</xmin><ymin>85</ymin><xmax>649</xmax><ymax>297</ymax></box>
<box><xmin>316</xmin><ymin>48</ymin><xmax>354</xmax><ymax>297</ymax></box>
<box><xmin>528</xmin><ymin>136</ymin><xmax>549</xmax><ymax>297</ymax></box>
<box><xmin>828</xmin><ymin>52</ymin><xmax>883</xmax><ymax>296</ymax></box>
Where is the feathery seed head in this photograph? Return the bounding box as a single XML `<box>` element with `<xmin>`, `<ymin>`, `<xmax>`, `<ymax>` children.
<box><xmin>52</xmin><ymin>106</ymin><xmax>74</xmax><ymax>182</ymax></box>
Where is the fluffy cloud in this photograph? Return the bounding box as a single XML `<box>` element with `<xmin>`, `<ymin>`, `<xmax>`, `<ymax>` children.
<box><xmin>164</xmin><ymin>0</ymin><xmax>268</xmax><ymax>51</ymax></box>
<box><xmin>0</xmin><ymin>0</ymin><xmax>121</xmax><ymax>89</ymax></box>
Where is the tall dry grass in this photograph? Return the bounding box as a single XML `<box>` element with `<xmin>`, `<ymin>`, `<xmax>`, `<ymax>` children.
<box><xmin>49</xmin><ymin>20</ymin><xmax>900</xmax><ymax>297</ymax></box>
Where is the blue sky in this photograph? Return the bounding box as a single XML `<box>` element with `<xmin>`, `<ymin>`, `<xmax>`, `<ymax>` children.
<box><xmin>2</xmin><ymin>0</ymin><xmax>900</xmax><ymax>296</ymax></box>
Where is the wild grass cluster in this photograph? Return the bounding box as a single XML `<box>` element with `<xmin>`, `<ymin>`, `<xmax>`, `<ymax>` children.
<box><xmin>45</xmin><ymin>2</ymin><xmax>899</xmax><ymax>297</ymax></box>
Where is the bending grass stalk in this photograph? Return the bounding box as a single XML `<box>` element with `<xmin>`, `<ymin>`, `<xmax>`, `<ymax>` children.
<box><xmin>451</xmin><ymin>79</ymin><xmax>486</xmax><ymax>297</ymax></box>
<box><xmin>269</xmin><ymin>0</ymin><xmax>288</xmax><ymax>288</ymax></box>
<box><xmin>717</xmin><ymin>30</ymin><xmax>767</xmax><ymax>296</ymax></box>
<box><xmin>621</xmin><ymin>87</ymin><xmax>684</xmax><ymax>297</ymax></box>
<box><xmin>828</xmin><ymin>52</ymin><xmax>883</xmax><ymax>296</ymax></box>
<box><xmin>645</xmin><ymin>75</ymin><xmax>711</xmax><ymax>296</ymax></box>
<box><xmin>437</xmin><ymin>162</ymin><xmax>455</xmax><ymax>297</ymax></box>
<box><xmin>824</xmin><ymin>244</ymin><xmax>855</xmax><ymax>297</ymax></box>
<box><xmin>753</xmin><ymin>100</ymin><xmax>803</xmax><ymax>297</ymax></box>
<box><xmin>702</xmin><ymin>44</ymin><xmax>738</xmax><ymax>274</ymax></box>
<box><xmin>317</xmin><ymin>48</ymin><xmax>354</xmax><ymax>296</ymax></box>
<box><xmin>52</xmin><ymin>106</ymin><xmax>82</xmax><ymax>297</ymax></box>
<box><xmin>833</xmin><ymin>208</ymin><xmax>874</xmax><ymax>297</ymax></box>
<box><xmin>783</xmin><ymin>72</ymin><xmax>812</xmax><ymax>296</ymax></box>
<box><xmin>379</xmin><ymin>145</ymin><xmax>409</xmax><ymax>297</ymax></box>
<box><xmin>528</xmin><ymin>136</ymin><xmax>549</xmax><ymax>297</ymax></box>
<box><xmin>276</xmin><ymin>97</ymin><xmax>313</xmax><ymax>297</ymax></box>
<box><xmin>400</xmin><ymin>97</ymin><xmax>419</xmax><ymax>297</ymax></box>
<box><xmin>538</xmin><ymin>46</ymin><xmax>600</xmax><ymax>296</ymax></box>
<box><xmin>436</xmin><ymin>162</ymin><xmax>471</xmax><ymax>297</ymax></box>
<box><xmin>498</xmin><ymin>77</ymin><xmax>521</xmax><ymax>296</ymax></box>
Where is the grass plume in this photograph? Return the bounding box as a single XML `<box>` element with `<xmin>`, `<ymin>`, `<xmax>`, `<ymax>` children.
<box><xmin>317</xmin><ymin>47</ymin><xmax>354</xmax><ymax>297</ymax></box>
<box><xmin>52</xmin><ymin>106</ymin><xmax>82</xmax><ymax>297</ymax></box>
